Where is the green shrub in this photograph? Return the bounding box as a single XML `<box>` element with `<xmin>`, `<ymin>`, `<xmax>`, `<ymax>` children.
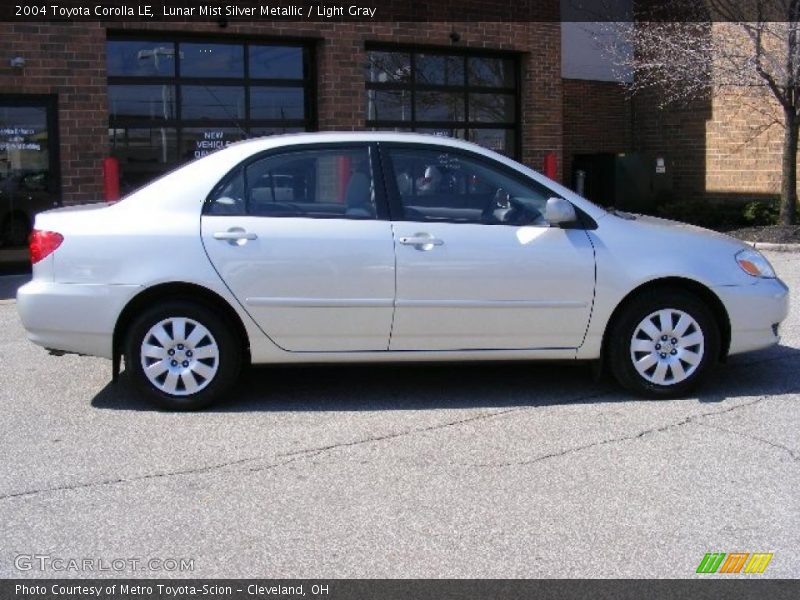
<box><xmin>742</xmin><ymin>199</ymin><xmax>779</xmax><ymax>226</ymax></box>
<box><xmin>654</xmin><ymin>201</ymin><xmax>746</xmax><ymax>230</ymax></box>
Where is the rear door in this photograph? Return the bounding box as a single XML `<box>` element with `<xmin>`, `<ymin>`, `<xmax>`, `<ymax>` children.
<box><xmin>383</xmin><ymin>144</ymin><xmax>596</xmax><ymax>351</ymax></box>
<box><xmin>201</xmin><ymin>143</ymin><xmax>395</xmax><ymax>352</ymax></box>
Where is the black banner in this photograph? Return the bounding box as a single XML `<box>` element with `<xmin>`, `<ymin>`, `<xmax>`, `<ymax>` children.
<box><xmin>3</xmin><ymin>580</ymin><xmax>800</xmax><ymax>600</ymax></box>
<box><xmin>3</xmin><ymin>0</ymin><xmax>797</xmax><ymax>23</ymax></box>
<box><xmin>4</xmin><ymin>0</ymin><xmax>560</xmax><ymax>23</ymax></box>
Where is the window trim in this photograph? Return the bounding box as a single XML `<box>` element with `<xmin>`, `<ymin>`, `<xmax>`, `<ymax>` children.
<box><xmin>203</xmin><ymin>142</ymin><xmax>390</xmax><ymax>221</ymax></box>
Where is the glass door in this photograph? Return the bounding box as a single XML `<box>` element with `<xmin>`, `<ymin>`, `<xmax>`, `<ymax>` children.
<box><xmin>0</xmin><ymin>95</ymin><xmax>60</xmax><ymax>272</ymax></box>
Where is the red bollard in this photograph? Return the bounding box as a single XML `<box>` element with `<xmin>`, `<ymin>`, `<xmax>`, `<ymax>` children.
<box><xmin>337</xmin><ymin>155</ymin><xmax>351</xmax><ymax>203</ymax></box>
<box><xmin>103</xmin><ymin>157</ymin><xmax>120</xmax><ymax>203</ymax></box>
<box><xmin>543</xmin><ymin>152</ymin><xmax>557</xmax><ymax>181</ymax></box>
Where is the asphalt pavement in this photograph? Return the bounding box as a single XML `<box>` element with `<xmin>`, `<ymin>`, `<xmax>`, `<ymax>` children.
<box><xmin>0</xmin><ymin>252</ymin><xmax>797</xmax><ymax>578</ymax></box>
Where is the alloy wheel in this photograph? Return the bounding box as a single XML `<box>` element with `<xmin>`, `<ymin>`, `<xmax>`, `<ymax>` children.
<box><xmin>629</xmin><ymin>308</ymin><xmax>705</xmax><ymax>386</ymax></box>
<box><xmin>139</xmin><ymin>317</ymin><xmax>220</xmax><ymax>396</ymax></box>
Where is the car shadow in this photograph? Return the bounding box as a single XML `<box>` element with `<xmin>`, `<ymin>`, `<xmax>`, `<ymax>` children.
<box><xmin>0</xmin><ymin>274</ymin><xmax>30</xmax><ymax>301</ymax></box>
<box><xmin>90</xmin><ymin>345</ymin><xmax>800</xmax><ymax>413</ymax></box>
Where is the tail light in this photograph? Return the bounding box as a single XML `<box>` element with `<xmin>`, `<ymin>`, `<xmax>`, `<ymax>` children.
<box><xmin>29</xmin><ymin>229</ymin><xmax>63</xmax><ymax>264</ymax></box>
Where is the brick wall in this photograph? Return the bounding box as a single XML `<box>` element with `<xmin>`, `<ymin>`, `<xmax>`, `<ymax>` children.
<box><xmin>703</xmin><ymin>88</ymin><xmax>784</xmax><ymax>200</ymax></box>
<box><xmin>0</xmin><ymin>18</ymin><xmax>563</xmax><ymax>204</ymax></box>
<box><xmin>628</xmin><ymin>21</ymin><xmax>791</xmax><ymax>205</ymax></box>
<box><xmin>0</xmin><ymin>23</ymin><xmax>107</xmax><ymax>203</ymax></box>
<box><xmin>631</xmin><ymin>87</ymin><xmax>788</xmax><ymax>204</ymax></box>
<box><xmin>562</xmin><ymin>78</ymin><xmax>631</xmax><ymax>186</ymax></box>
<box><xmin>563</xmin><ymin>76</ymin><xmax>790</xmax><ymax>206</ymax></box>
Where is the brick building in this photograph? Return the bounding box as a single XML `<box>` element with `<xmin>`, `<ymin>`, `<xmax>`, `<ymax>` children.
<box><xmin>0</xmin><ymin>17</ymin><xmax>564</xmax><ymax>246</ymax></box>
<box><xmin>561</xmin><ymin>19</ymin><xmax>792</xmax><ymax>211</ymax></box>
<box><xmin>2</xmin><ymin>10</ymin><xmax>790</xmax><ymax>253</ymax></box>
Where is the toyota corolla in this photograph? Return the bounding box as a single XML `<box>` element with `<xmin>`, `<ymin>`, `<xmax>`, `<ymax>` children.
<box><xmin>16</xmin><ymin>133</ymin><xmax>789</xmax><ymax>409</ymax></box>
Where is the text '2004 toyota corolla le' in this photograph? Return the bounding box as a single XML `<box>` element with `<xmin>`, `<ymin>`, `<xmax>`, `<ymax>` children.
<box><xmin>17</xmin><ymin>133</ymin><xmax>789</xmax><ymax>410</ymax></box>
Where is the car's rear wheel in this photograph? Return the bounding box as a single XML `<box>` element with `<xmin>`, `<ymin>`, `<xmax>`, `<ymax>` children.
<box><xmin>608</xmin><ymin>289</ymin><xmax>720</xmax><ymax>398</ymax></box>
<box><xmin>124</xmin><ymin>302</ymin><xmax>241</xmax><ymax>410</ymax></box>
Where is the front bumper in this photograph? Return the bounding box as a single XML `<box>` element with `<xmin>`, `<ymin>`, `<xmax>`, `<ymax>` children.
<box><xmin>16</xmin><ymin>280</ymin><xmax>142</xmax><ymax>359</ymax></box>
<box><xmin>713</xmin><ymin>277</ymin><xmax>790</xmax><ymax>356</ymax></box>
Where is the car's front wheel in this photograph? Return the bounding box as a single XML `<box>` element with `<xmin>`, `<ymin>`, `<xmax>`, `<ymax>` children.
<box><xmin>125</xmin><ymin>302</ymin><xmax>241</xmax><ymax>410</ymax></box>
<box><xmin>608</xmin><ymin>289</ymin><xmax>720</xmax><ymax>398</ymax></box>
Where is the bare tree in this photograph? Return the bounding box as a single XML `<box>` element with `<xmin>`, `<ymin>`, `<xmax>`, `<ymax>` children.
<box><xmin>602</xmin><ymin>0</ymin><xmax>800</xmax><ymax>225</ymax></box>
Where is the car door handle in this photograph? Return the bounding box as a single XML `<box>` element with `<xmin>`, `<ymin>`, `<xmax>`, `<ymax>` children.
<box><xmin>398</xmin><ymin>236</ymin><xmax>444</xmax><ymax>247</ymax></box>
<box><xmin>213</xmin><ymin>229</ymin><xmax>257</xmax><ymax>242</ymax></box>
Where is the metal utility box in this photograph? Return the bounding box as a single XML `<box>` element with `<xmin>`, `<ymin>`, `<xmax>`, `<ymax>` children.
<box><xmin>571</xmin><ymin>153</ymin><xmax>674</xmax><ymax>213</ymax></box>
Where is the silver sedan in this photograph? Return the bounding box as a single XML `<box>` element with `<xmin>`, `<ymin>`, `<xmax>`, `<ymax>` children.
<box><xmin>17</xmin><ymin>132</ymin><xmax>789</xmax><ymax>409</ymax></box>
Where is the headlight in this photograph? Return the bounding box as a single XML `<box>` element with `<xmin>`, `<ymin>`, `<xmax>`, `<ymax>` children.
<box><xmin>735</xmin><ymin>248</ymin><xmax>776</xmax><ymax>278</ymax></box>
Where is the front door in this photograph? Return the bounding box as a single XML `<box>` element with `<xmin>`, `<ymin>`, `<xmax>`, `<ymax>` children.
<box><xmin>202</xmin><ymin>144</ymin><xmax>395</xmax><ymax>352</ymax></box>
<box><xmin>384</xmin><ymin>144</ymin><xmax>595</xmax><ymax>351</ymax></box>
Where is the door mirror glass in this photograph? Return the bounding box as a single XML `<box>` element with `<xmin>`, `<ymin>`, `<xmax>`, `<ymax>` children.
<box><xmin>544</xmin><ymin>197</ymin><xmax>577</xmax><ymax>226</ymax></box>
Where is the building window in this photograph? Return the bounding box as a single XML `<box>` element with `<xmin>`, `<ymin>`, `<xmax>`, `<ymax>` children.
<box><xmin>365</xmin><ymin>47</ymin><xmax>519</xmax><ymax>158</ymax></box>
<box><xmin>107</xmin><ymin>36</ymin><xmax>315</xmax><ymax>193</ymax></box>
<box><xmin>0</xmin><ymin>95</ymin><xmax>60</xmax><ymax>251</ymax></box>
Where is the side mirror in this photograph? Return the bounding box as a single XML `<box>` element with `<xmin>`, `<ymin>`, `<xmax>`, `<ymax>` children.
<box><xmin>544</xmin><ymin>197</ymin><xmax>577</xmax><ymax>226</ymax></box>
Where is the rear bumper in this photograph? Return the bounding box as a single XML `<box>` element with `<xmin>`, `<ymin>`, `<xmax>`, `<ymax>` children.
<box><xmin>714</xmin><ymin>277</ymin><xmax>790</xmax><ymax>356</ymax></box>
<box><xmin>16</xmin><ymin>280</ymin><xmax>141</xmax><ymax>359</ymax></box>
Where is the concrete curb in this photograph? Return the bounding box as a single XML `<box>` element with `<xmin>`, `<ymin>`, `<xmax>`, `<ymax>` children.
<box><xmin>747</xmin><ymin>241</ymin><xmax>800</xmax><ymax>252</ymax></box>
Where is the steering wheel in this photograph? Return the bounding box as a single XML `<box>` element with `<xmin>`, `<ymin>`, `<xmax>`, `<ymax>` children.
<box><xmin>481</xmin><ymin>188</ymin><xmax>512</xmax><ymax>224</ymax></box>
<box><xmin>511</xmin><ymin>199</ymin><xmax>545</xmax><ymax>225</ymax></box>
<box><xmin>482</xmin><ymin>189</ymin><xmax>544</xmax><ymax>225</ymax></box>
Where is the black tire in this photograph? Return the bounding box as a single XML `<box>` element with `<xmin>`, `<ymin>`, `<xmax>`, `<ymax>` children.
<box><xmin>608</xmin><ymin>288</ymin><xmax>720</xmax><ymax>398</ymax></box>
<box><xmin>2</xmin><ymin>213</ymin><xmax>31</xmax><ymax>247</ymax></box>
<box><xmin>124</xmin><ymin>301</ymin><xmax>242</xmax><ymax>410</ymax></box>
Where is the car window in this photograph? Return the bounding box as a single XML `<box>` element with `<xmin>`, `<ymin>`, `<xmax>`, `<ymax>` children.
<box><xmin>207</xmin><ymin>147</ymin><xmax>377</xmax><ymax>219</ymax></box>
<box><xmin>387</xmin><ymin>147</ymin><xmax>552</xmax><ymax>226</ymax></box>
<box><xmin>206</xmin><ymin>167</ymin><xmax>245</xmax><ymax>215</ymax></box>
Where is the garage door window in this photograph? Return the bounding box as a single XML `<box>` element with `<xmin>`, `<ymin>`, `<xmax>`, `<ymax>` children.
<box><xmin>366</xmin><ymin>47</ymin><xmax>519</xmax><ymax>158</ymax></box>
<box><xmin>107</xmin><ymin>37</ymin><xmax>315</xmax><ymax>194</ymax></box>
